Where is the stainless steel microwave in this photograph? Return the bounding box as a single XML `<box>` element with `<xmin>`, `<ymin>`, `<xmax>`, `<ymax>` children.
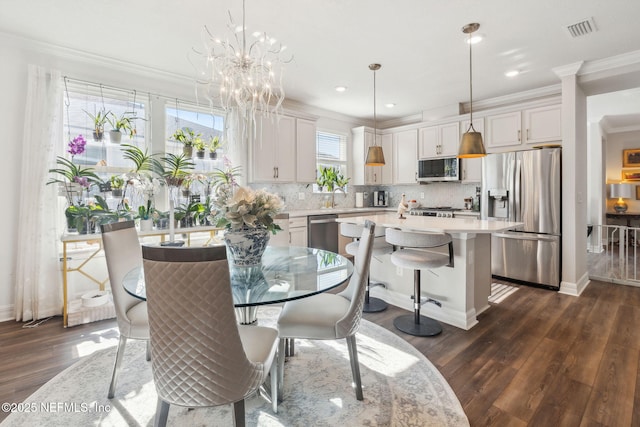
<box><xmin>417</xmin><ymin>157</ymin><xmax>460</xmax><ymax>182</ymax></box>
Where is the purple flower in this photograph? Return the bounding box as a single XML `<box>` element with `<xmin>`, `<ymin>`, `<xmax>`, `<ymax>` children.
<box><xmin>73</xmin><ymin>176</ymin><xmax>90</xmax><ymax>188</ymax></box>
<box><xmin>67</xmin><ymin>135</ymin><xmax>87</xmax><ymax>156</ymax></box>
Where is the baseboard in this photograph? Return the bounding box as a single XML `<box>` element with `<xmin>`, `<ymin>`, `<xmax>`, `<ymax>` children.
<box><xmin>0</xmin><ymin>304</ymin><xmax>14</xmax><ymax>322</ymax></box>
<box><xmin>559</xmin><ymin>272</ymin><xmax>590</xmax><ymax>296</ymax></box>
<box><xmin>370</xmin><ymin>287</ymin><xmax>478</xmax><ymax>330</ymax></box>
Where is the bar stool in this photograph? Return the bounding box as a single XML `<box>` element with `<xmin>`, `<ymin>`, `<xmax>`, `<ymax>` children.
<box><xmin>340</xmin><ymin>222</ymin><xmax>391</xmax><ymax>312</ymax></box>
<box><xmin>385</xmin><ymin>228</ymin><xmax>454</xmax><ymax>337</ymax></box>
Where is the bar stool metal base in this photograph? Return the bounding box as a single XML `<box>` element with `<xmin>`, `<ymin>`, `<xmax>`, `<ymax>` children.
<box><xmin>363</xmin><ymin>296</ymin><xmax>388</xmax><ymax>313</ymax></box>
<box><xmin>393</xmin><ymin>314</ymin><xmax>442</xmax><ymax>337</ymax></box>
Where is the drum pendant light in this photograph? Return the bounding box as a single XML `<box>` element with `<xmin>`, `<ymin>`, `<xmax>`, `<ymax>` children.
<box><xmin>365</xmin><ymin>63</ymin><xmax>385</xmax><ymax>166</ymax></box>
<box><xmin>458</xmin><ymin>23</ymin><xmax>486</xmax><ymax>158</ymax></box>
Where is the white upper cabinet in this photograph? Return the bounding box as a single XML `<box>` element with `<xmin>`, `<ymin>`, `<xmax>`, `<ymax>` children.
<box><xmin>486</xmin><ymin>104</ymin><xmax>561</xmax><ymax>150</ymax></box>
<box><xmin>418</xmin><ymin>122</ymin><xmax>459</xmax><ymax>159</ymax></box>
<box><xmin>251</xmin><ymin>115</ymin><xmax>296</xmax><ymax>183</ymax></box>
<box><xmin>352</xmin><ymin>126</ymin><xmax>392</xmax><ymax>185</ymax></box>
<box><xmin>295</xmin><ymin>118</ymin><xmax>317</xmax><ymax>183</ymax></box>
<box><xmin>523</xmin><ymin>104</ymin><xmax>562</xmax><ymax>145</ymax></box>
<box><xmin>460</xmin><ymin>118</ymin><xmax>484</xmax><ymax>183</ymax></box>
<box><xmin>486</xmin><ymin>111</ymin><xmax>522</xmax><ymax>148</ymax></box>
<box><xmin>393</xmin><ymin>129</ymin><xmax>418</xmax><ymax>184</ymax></box>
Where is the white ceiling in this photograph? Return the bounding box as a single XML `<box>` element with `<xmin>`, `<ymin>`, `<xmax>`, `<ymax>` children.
<box><xmin>1</xmin><ymin>0</ymin><xmax>640</xmax><ymax>122</ymax></box>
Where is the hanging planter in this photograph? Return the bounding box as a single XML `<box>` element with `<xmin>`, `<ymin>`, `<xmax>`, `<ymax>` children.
<box><xmin>196</xmin><ymin>150</ymin><xmax>205</xmax><ymax>159</ymax></box>
<box><xmin>209</xmin><ymin>151</ymin><xmax>218</xmax><ymax>159</ymax></box>
<box><xmin>183</xmin><ymin>145</ymin><xmax>193</xmax><ymax>157</ymax></box>
<box><xmin>109</xmin><ymin>130</ymin><xmax>122</xmax><ymax>144</ymax></box>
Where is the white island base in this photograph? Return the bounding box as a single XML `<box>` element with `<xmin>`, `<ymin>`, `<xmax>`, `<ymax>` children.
<box><xmin>337</xmin><ymin>214</ymin><xmax>523</xmax><ymax>330</ymax></box>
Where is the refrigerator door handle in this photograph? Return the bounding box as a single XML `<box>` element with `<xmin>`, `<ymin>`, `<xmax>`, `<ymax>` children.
<box><xmin>493</xmin><ymin>232</ymin><xmax>558</xmax><ymax>242</ymax></box>
<box><xmin>514</xmin><ymin>158</ymin><xmax>521</xmax><ymax>222</ymax></box>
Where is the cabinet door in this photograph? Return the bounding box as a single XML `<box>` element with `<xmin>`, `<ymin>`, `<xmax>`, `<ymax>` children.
<box><xmin>439</xmin><ymin>122</ymin><xmax>460</xmax><ymax>157</ymax></box>
<box><xmin>418</xmin><ymin>126</ymin><xmax>439</xmax><ymax>159</ymax></box>
<box><xmin>274</xmin><ymin>116</ymin><xmax>296</xmax><ymax>181</ymax></box>
<box><xmin>296</xmin><ymin>118</ymin><xmax>317</xmax><ymax>183</ymax></box>
<box><xmin>523</xmin><ymin>105</ymin><xmax>561</xmax><ymax>144</ymax></box>
<box><xmin>393</xmin><ymin>129</ymin><xmax>418</xmax><ymax>184</ymax></box>
<box><xmin>289</xmin><ymin>227</ymin><xmax>307</xmax><ymax>247</ymax></box>
<box><xmin>252</xmin><ymin>117</ymin><xmax>277</xmax><ymax>182</ymax></box>
<box><xmin>486</xmin><ymin>111</ymin><xmax>522</xmax><ymax>148</ymax></box>
<box><xmin>461</xmin><ymin>158</ymin><xmax>482</xmax><ymax>183</ymax></box>
<box><xmin>380</xmin><ymin>133</ymin><xmax>394</xmax><ymax>184</ymax></box>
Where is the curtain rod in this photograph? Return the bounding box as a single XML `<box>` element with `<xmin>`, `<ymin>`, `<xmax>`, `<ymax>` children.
<box><xmin>62</xmin><ymin>75</ymin><xmax>218</xmax><ymax>110</ymax></box>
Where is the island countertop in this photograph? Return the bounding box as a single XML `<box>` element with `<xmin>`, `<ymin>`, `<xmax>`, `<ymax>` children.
<box><xmin>335</xmin><ymin>213</ymin><xmax>523</xmax><ymax>234</ymax></box>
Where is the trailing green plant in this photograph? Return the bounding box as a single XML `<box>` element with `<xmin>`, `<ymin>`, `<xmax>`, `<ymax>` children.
<box><xmin>316</xmin><ymin>166</ymin><xmax>350</xmax><ymax>191</ymax></box>
<box><xmin>208</xmin><ymin>136</ymin><xmax>224</xmax><ymax>153</ymax></box>
<box><xmin>171</xmin><ymin>127</ymin><xmax>201</xmax><ymax>147</ymax></box>
<box><xmin>151</xmin><ymin>153</ymin><xmax>195</xmax><ymax>187</ymax></box>
<box><xmin>121</xmin><ymin>144</ymin><xmax>155</xmax><ymax>173</ymax></box>
<box><xmin>106</xmin><ymin>112</ymin><xmax>136</xmax><ymax>138</ymax></box>
<box><xmin>109</xmin><ymin>175</ymin><xmax>125</xmax><ymax>190</ymax></box>
<box><xmin>84</xmin><ymin>109</ymin><xmax>110</xmax><ymax>133</ymax></box>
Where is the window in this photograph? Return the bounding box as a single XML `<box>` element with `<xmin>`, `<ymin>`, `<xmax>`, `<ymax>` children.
<box><xmin>63</xmin><ymin>85</ymin><xmax>148</xmax><ymax>168</ymax></box>
<box><xmin>315</xmin><ymin>131</ymin><xmax>348</xmax><ymax>192</ymax></box>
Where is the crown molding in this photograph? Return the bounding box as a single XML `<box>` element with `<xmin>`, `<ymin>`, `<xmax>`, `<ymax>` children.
<box><xmin>579</xmin><ymin>49</ymin><xmax>640</xmax><ymax>77</ymax></box>
<box><xmin>552</xmin><ymin>61</ymin><xmax>584</xmax><ymax>78</ymax></box>
<box><xmin>461</xmin><ymin>84</ymin><xmax>562</xmax><ymax>113</ymax></box>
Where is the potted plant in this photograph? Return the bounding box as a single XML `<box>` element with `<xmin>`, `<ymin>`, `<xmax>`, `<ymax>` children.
<box><xmin>106</xmin><ymin>112</ymin><xmax>135</xmax><ymax>144</ymax></box>
<box><xmin>194</xmin><ymin>136</ymin><xmax>206</xmax><ymax>159</ymax></box>
<box><xmin>137</xmin><ymin>199</ymin><xmax>154</xmax><ymax>231</ymax></box>
<box><xmin>110</xmin><ymin>175</ymin><xmax>125</xmax><ymax>197</ymax></box>
<box><xmin>121</xmin><ymin>144</ymin><xmax>155</xmax><ymax>173</ymax></box>
<box><xmin>208</xmin><ymin>136</ymin><xmax>224</xmax><ymax>159</ymax></box>
<box><xmin>84</xmin><ymin>109</ymin><xmax>110</xmax><ymax>141</ymax></box>
<box><xmin>212</xmin><ymin>185</ymin><xmax>283</xmax><ymax>266</ymax></box>
<box><xmin>151</xmin><ymin>153</ymin><xmax>195</xmax><ymax>188</ymax></box>
<box><xmin>171</xmin><ymin>127</ymin><xmax>201</xmax><ymax>157</ymax></box>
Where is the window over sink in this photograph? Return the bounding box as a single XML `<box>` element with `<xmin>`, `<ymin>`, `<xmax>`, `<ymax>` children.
<box><xmin>314</xmin><ymin>130</ymin><xmax>348</xmax><ymax>193</ymax></box>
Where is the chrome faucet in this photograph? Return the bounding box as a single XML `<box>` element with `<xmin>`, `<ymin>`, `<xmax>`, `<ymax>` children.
<box><xmin>331</xmin><ymin>187</ymin><xmax>346</xmax><ymax>208</ymax></box>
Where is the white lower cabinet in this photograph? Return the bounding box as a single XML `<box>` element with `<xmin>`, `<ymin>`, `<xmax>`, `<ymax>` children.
<box><xmin>289</xmin><ymin>217</ymin><xmax>308</xmax><ymax>247</ymax></box>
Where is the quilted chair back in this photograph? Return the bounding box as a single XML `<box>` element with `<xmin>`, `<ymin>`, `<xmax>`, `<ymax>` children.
<box><xmin>336</xmin><ymin>220</ymin><xmax>376</xmax><ymax>338</ymax></box>
<box><xmin>101</xmin><ymin>220</ymin><xmax>145</xmax><ymax>336</ymax></box>
<box><xmin>142</xmin><ymin>245</ymin><xmax>263</xmax><ymax>408</ymax></box>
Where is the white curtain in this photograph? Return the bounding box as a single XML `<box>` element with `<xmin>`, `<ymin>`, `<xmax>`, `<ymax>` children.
<box><xmin>14</xmin><ymin>65</ymin><xmax>63</xmax><ymax>321</ymax></box>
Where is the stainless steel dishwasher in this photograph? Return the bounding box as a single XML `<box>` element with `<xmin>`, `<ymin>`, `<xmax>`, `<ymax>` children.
<box><xmin>307</xmin><ymin>214</ymin><xmax>339</xmax><ymax>252</ymax></box>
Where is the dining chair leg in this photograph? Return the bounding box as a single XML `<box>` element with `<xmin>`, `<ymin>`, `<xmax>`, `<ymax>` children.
<box><xmin>270</xmin><ymin>356</ymin><xmax>278</xmax><ymax>413</ymax></box>
<box><xmin>146</xmin><ymin>339</ymin><xmax>151</xmax><ymax>361</ymax></box>
<box><xmin>108</xmin><ymin>335</ymin><xmax>127</xmax><ymax>398</ymax></box>
<box><xmin>277</xmin><ymin>338</ymin><xmax>285</xmax><ymax>399</ymax></box>
<box><xmin>233</xmin><ymin>399</ymin><xmax>246</xmax><ymax>427</ymax></box>
<box><xmin>346</xmin><ymin>335</ymin><xmax>363</xmax><ymax>401</ymax></box>
<box><xmin>153</xmin><ymin>398</ymin><xmax>169</xmax><ymax>427</ymax></box>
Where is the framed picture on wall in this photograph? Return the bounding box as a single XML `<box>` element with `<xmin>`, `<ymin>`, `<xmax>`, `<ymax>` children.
<box><xmin>622</xmin><ymin>168</ymin><xmax>640</xmax><ymax>181</ymax></box>
<box><xmin>623</xmin><ymin>148</ymin><xmax>640</xmax><ymax>167</ymax></box>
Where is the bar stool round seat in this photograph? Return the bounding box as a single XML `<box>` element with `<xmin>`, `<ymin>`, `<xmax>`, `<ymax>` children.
<box><xmin>385</xmin><ymin>228</ymin><xmax>453</xmax><ymax>337</ymax></box>
<box><xmin>341</xmin><ymin>222</ymin><xmax>392</xmax><ymax>313</ymax></box>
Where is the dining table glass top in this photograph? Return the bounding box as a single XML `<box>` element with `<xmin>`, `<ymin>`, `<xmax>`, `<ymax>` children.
<box><xmin>123</xmin><ymin>246</ymin><xmax>354</xmax><ymax>307</ymax></box>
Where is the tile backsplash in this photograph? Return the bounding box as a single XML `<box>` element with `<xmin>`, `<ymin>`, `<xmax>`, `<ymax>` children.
<box><xmin>249</xmin><ymin>182</ymin><xmax>480</xmax><ymax>211</ymax></box>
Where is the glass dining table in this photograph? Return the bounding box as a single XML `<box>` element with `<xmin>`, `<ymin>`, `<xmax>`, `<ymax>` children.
<box><xmin>123</xmin><ymin>245</ymin><xmax>354</xmax><ymax>324</ymax></box>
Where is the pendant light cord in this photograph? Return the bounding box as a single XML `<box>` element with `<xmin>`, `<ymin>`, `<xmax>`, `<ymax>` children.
<box><xmin>373</xmin><ymin>68</ymin><xmax>377</xmax><ymax>143</ymax></box>
<box><xmin>469</xmin><ymin>30</ymin><xmax>473</xmax><ymax>127</ymax></box>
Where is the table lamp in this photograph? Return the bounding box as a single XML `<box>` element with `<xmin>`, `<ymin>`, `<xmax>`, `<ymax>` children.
<box><xmin>609</xmin><ymin>183</ymin><xmax>635</xmax><ymax>212</ymax></box>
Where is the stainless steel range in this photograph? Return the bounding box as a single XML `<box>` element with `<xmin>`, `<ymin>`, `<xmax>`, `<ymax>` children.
<box><xmin>409</xmin><ymin>207</ymin><xmax>460</xmax><ymax>218</ymax></box>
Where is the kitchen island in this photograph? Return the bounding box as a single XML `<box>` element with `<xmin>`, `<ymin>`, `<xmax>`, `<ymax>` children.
<box><xmin>336</xmin><ymin>213</ymin><xmax>523</xmax><ymax>330</ymax></box>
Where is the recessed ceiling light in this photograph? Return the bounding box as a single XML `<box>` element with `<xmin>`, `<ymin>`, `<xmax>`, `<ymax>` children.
<box><xmin>505</xmin><ymin>70</ymin><xmax>520</xmax><ymax>77</ymax></box>
<box><xmin>385</xmin><ymin>103</ymin><xmax>396</xmax><ymax>108</ymax></box>
<box><xmin>335</xmin><ymin>86</ymin><xmax>347</xmax><ymax>92</ymax></box>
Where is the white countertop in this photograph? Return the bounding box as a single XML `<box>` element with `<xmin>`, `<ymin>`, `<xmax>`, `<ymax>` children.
<box><xmin>336</xmin><ymin>213</ymin><xmax>523</xmax><ymax>234</ymax></box>
<box><xmin>284</xmin><ymin>207</ymin><xmax>392</xmax><ymax>218</ymax></box>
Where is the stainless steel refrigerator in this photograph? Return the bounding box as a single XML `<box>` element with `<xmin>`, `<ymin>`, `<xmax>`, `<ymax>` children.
<box><xmin>481</xmin><ymin>148</ymin><xmax>561</xmax><ymax>289</ymax></box>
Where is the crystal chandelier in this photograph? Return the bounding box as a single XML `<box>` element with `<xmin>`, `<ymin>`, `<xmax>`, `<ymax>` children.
<box><xmin>194</xmin><ymin>0</ymin><xmax>290</xmax><ymax>120</ymax></box>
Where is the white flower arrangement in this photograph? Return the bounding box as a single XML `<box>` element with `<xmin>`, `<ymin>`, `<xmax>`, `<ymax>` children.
<box><xmin>212</xmin><ymin>185</ymin><xmax>284</xmax><ymax>234</ymax></box>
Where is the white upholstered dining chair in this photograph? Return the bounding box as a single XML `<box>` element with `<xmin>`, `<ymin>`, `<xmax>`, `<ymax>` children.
<box><xmin>277</xmin><ymin>220</ymin><xmax>376</xmax><ymax>401</ymax></box>
<box><xmin>142</xmin><ymin>244</ymin><xmax>279</xmax><ymax>427</ymax></box>
<box><xmin>100</xmin><ymin>220</ymin><xmax>150</xmax><ymax>399</ymax></box>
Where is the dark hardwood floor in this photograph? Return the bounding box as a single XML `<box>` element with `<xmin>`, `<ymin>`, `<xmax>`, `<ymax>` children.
<box><xmin>1</xmin><ymin>279</ymin><xmax>639</xmax><ymax>426</ymax></box>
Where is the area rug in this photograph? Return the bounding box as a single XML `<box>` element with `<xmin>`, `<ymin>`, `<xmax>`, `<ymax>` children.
<box><xmin>1</xmin><ymin>307</ymin><xmax>468</xmax><ymax>427</ymax></box>
<box><xmin>488</xmin><ymin>282</ymin><xmax>519</xmax><ymax>304</ymax></box>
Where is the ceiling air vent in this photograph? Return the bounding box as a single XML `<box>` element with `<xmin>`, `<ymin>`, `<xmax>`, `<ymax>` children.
<box><xmin>565</xmin><ymin>17</ymin><xmax>597</xmax><ymax>38</ymax></box>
